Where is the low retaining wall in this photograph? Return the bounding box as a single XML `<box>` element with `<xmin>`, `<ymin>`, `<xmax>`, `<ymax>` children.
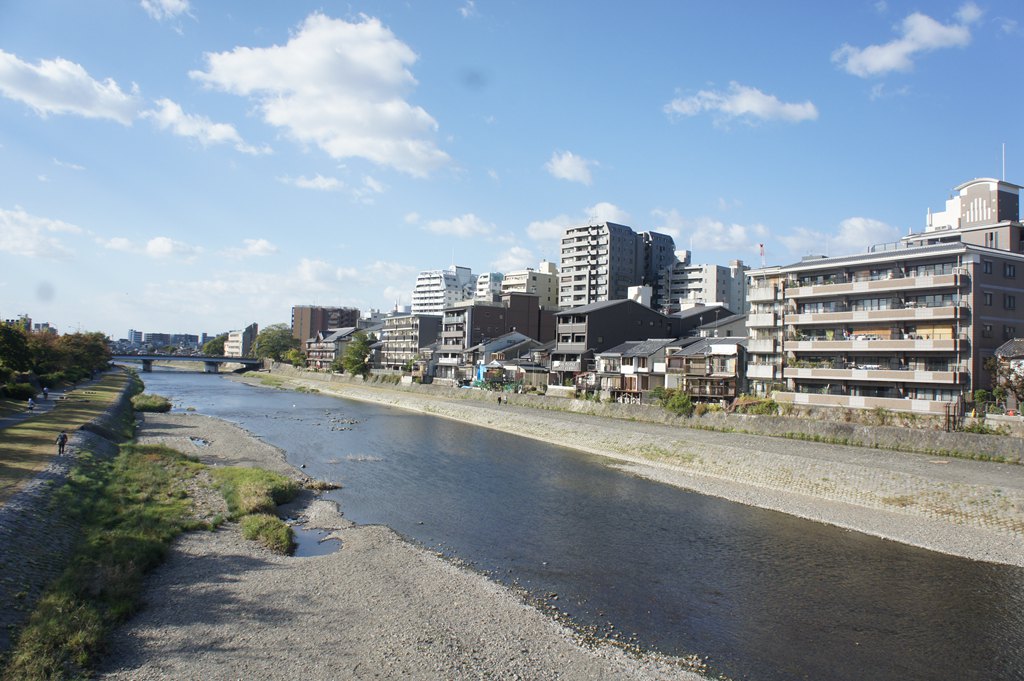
<box><xmin>272</xmin><ymin>365</ymin><xmax>1022</xmax><ymax>463</ymax></box>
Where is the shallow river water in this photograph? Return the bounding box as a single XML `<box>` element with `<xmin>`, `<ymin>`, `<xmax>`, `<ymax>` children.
<box><xmin>140</xmin><ymin>369</ymin><xmax>1024</xmax><ymax>681</ymax></box>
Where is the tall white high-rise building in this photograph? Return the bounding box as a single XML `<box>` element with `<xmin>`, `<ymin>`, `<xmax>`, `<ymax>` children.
<box><xmin>411</xmin><ymin>265</ymin><xmax>476</xmax><ymax>315</ymax></box>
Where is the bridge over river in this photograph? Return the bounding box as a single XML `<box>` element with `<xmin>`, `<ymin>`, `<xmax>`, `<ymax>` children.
<box><xmin>113</xmin><ymin>354</ymin><xmax>264</xmax><ymax>373</ymax></box>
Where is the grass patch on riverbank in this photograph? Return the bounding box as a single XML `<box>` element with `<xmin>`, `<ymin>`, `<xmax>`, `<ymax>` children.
<box><xmin>1</xmin><ymin>444</ymin><xmax>204</xmax><ymax>680</ymax></box>
<box><xmin>211</xmin><ymin>467</ymin><xmax>298</xmax><ymax>554</ymax></box>
<box><xmin>131</xmin><ymin>392</ymin><xmax>172</xmax><ymax>412</ymax></box>
<box><xmin>0</xmin><ymin>373</ymin><xmax>134</xmax><ymax>505</ymax></box>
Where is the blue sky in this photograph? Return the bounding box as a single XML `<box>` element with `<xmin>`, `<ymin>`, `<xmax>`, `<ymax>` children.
<box><xmin>1</xmin><ymin>0</ymin><xmax>1021</xmax><ymax>339</ymax></box>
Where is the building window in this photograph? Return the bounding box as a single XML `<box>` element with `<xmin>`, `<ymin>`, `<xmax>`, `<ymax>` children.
<box><xmin>982</xmin><ymin>324</ymin><xmax>993</xmax><ymax>338</ymax></box>
<box><xmin>984</xmin><ymin>292</ymin><xmax>993</xmax><ymax>306</ymax></box>
<box><xmin>1005</xmin><ymin>295</ymin><xmax>1017</xmax><ymax>310</ymax></box>
<box><xmin>983</xmin><ymin>260</ymin><xmax>993</xmax><ymax>274</ymax></box>
<box><xmin>1005</xmin><ymin>326</ymin><xmax>1017</xmax><ymax>340</ymax></box>
<box><xmin>1005</xmin><ymin>263</ymin><xmax>1017</xmax><ymax>278</ymax></box>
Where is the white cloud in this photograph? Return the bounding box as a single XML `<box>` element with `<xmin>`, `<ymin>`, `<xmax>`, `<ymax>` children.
<box><xmin>189</xmin><ymin>13</ymin><xmax>449</xmax><ymax>176</ymax></box>
<box><xmin>546</xmin><ymin>150</ymin><xmax>595</xmax><ymax>185</ymax></box>
<box><xmin>459</xmin><ymin>1</ymin><xmax>477</xmax><ymax>18</ymax></box>
<box><xmin>0</xmin><ymin>207</ymin><xmax>82</xmax><ymax>259</ymax></box>
<box><xmin>780</xmin><ymin>217</ymin><xmax>899</xmax><ymax>257</ymax></box>
<box><xmin>102</xmin><ymin>234</ymin><xmax>203</xmax><ymax>261</ymax></box>
<box><xmin>999</xmin><ymin>18</ymin><xmax>1019</xmax><ymax>35</ymax></box>
<box><xmin>281</xmin><ymin>174</ymin><xmax>345</xmax><ymax>191</ymax></box>
<box><xmin>53</xmin><ymin>158</ymin><xmax>85</xmax><ymax>171</ymax></box>
<box><xmin>140</xmin><ymin>0</ymin><xmax>190</xmax><ymax>21</ymax></box>
<box><xmin>491</xmin><ymin>246</ymin><xmax>534</xmax><ymax>273</ymax></box>
<box><xmin>664</xmin><ymin>82</ymin><xmax>818</xmax><ymax>124</ymax></box>
<box><xmin>223</xmin><ymin>238</ymin><xmax>278</xmax><ymax>259</ymax></box>
<box><xmin>526</xmin><ymin>203</ymin><xmax>631</xmax><ymax>243</ymax></box>
<box><xmin>404</xmin><ymin>212</ymin><xmax>420</xmax><ymax>224</ymax></box>
<box><xmin>0</xmin><ymin>49</ymin><xmax>140</xmax><ymax>124</ymax></box>
<box><xmin>424</xmin><ymin>213</ymin><xmax>495</xmax><ymax>237</ymax></box>
<box><xmin>142</xmin><ymin>99</ymin><xmax>270</xmax><ymax>154</ymax></box>
<box><xmin>145</xmin><ymin>236</ymin><xmax>202</xmax><ymax>260</ymax></box>
<box><xmin>690</xmin><ymin>217</ymin><xmax>769</xmax><ymax>253</ymax></box>
<box><xmin>832</xmin><ymin>3</ymin><xmax>980</xmax><ymax>78</ymax></box>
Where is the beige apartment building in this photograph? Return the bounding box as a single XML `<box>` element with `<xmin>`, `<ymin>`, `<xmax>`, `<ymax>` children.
<box><xmin>749</xmin><ymin>178</ymin><xmax>1024</xmax><ymax>415</ymax></box>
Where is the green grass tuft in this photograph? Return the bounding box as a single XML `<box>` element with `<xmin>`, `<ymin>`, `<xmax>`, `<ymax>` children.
<box><xmin>241</xmin><ymin>514</ymin><xmax>294</xmax><ymax>554</ymax></box>
<box><xmin>210</xmin><ymin>467</ymin><xmax>299</xmax><ymax>519</ymax></box>
<box><xmin>130</xmin><ymin>393</ymin><xmax>172</xmax><ymax>413</ymax></box>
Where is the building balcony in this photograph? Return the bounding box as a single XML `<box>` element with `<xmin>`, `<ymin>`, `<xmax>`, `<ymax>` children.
<box><xmin>747</xmin><ymin>338</ymin><xmax>778</xmax><ymax>353</ymax></box>
<box><xmin>748</xmin><ymin>312</ymin><xmax>778</xmax><ymax>328</ymax></box>
<box><xmin>747</xmin><ymin>286</ymin><xmax>779</xmax><ymax>303</ymax></box>
<box><xmin>556</xmin><ymin>322</ymin><xmax>587</xmax><ymax>335</ymax></box>
<box><xmin>787</xmin><ymin>305</ymin><xmax>967</xmax><ymax>325</ymax></box>
<box><xmin>786</xmin><ymin>338</ymin><xmax>960</xmax><ymax>352</ymax></box>
<box><xmin>786</xmin><ymin>273</ymin><xmax>966</xmax><ymax>299</ymax></box>
<box><xmin>784</xmin><ymin>366</ymin><xmax>966</xmax><ymax>384</ymax></box>
<box><xmin>551</xmin><ymin>360</ymin><xmax>582</xmax><ymax>372</ymax></box>
<box><xmin>773</xmin><ymin>391</ymin><xmax>957</xmax><ymax>415</ymax></box>
<box><xmin>746</xmin><ymin>364</ymin><xmax>778</xmax><ymax>379</ymax></box>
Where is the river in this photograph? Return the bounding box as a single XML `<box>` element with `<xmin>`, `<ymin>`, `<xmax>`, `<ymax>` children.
<box><xmin>140</xmin><ymin>369</ymin><xmax>1024</xmax><ymax>681</ymax></box>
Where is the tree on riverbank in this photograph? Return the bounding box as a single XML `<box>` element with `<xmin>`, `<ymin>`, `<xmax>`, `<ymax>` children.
<box><xmin>1</xmin><ymin>327</ymin><xmax>110</xmax><ymax>394</ymax></box>
<box><xmin>341</xmin><ymin>331</ymin><xmax>373</xmax><ymax>377</ymax></box>
<box><xmin>202</xmin><ymin>333</ymin><xmax>228</xmax><ymax>355</ymax></box>
<box><xmin>251</xmin><ymin>324</ymin><xmax>299</xmax><ymax>362</ymax></box>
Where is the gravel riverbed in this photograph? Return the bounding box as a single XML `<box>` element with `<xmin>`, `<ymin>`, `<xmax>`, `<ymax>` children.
<box><xmin>98</xmin><ymin>413</ymin><xmax>707</xmax><ymax>680</ymax></box>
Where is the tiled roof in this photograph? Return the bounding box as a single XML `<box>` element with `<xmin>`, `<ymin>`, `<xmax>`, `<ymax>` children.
<box><xmin>995</xmin><ymin>338</ymin><xmax>1024</xmax><ymax>358</ymax></box>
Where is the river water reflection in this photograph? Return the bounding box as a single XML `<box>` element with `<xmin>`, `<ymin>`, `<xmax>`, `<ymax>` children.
<box><xmin>140</xmin><ymin>370</ymin><xmax>1024</xmax><ymax>681</ymax></box>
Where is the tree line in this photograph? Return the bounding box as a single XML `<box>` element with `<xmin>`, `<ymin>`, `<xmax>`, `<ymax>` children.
<box><xmin>0</xmin><ymin>326</ymin><xmax>111</xmax><ymax>399</ymax></box>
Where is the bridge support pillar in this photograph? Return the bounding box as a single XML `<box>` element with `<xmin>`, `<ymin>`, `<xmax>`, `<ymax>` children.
<box><xmin>141</xmin><ymin>359</ymin><xmax>153</xmax><ymax>372</ymax></box>
<box><xmin>204</xmin><ymin>361</ymin><xmax>219</xmax><ymax>374</ymax></box>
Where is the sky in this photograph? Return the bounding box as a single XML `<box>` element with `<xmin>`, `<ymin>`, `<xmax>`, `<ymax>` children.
<box><xmin>1</xmin><ymin>0</ymin><xmax>1022</xmax><ymax>339</ymax></box>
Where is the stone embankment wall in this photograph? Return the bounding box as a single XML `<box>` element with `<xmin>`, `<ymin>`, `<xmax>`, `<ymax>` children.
<box><xmin>269</xmin><ymin>365</ymin><xmax>1022</xmax><ymax>464</ymax></box>
<box><xmin>0</xmin><ymin>377</ymin><xmax>135</xmax><ymax>657</ymax></box>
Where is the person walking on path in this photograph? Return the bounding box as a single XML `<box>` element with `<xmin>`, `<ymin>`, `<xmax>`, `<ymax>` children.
<box><xmin>56</xmin><ymin>431</ymin><xmax>68</xmax><ymax>455</ymax></box>
<box><xmin>42</xmin><ymin>386</ymin><xmax>48</xmax><ymax>400</ymax></box>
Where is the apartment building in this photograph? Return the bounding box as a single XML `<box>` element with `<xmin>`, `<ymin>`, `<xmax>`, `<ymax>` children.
<box><xmin>411</xmin><ymin>266</ymin><xmax>475</xmax><ymax>314</ymax></box>
<box><xmin>558</xmin><ymin>222</ymin><xmax>676</xmax><ymax>309</ymax></box>
<box><xmin>224</xmin><ymin>323</ymin><xmax>258</xmax><ymax>358</ymax></box>
<box><xmin>745</xmin><ymin>265</ymin><xmax>786</xmax><ymax>396</ymax></box>
<box><xmin>474</xmin><ymin>272</ymin><xmax>504</xmax><ymax>301</ymax></box>
<box><xmin>291</xmin><ymin>305</ymin><xmax>361</xmax><ymax>342</ymax></box>
<box><xmin>379</xmin><ymin>314</ymin><xmax>441</xmax><ymax>371</ymax></box>
<box><xmin>766</xmin><ymin>177</ymin><xmax>1024</xmax><ymax>415</ymax></box>
<box><xmin>658</xmin><ymin>252</ymin><xmax>748</xmax><ymax>315</ymax></box>
<box><xmin>501</xmin><ymin>260</ymin><xmax>560</xmax><ymax>309</ymax></box>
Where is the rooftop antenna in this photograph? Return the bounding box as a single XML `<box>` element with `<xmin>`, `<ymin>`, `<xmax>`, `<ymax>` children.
<box><xmin>1002</xmin><ymin>142</ymin><xmax>1006</xmax><ymax>181</ymax></box>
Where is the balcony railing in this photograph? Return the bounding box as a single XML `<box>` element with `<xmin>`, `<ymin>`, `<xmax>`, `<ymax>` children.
<box><xmin>786</xmin><ymin>273</ymin><xmax>965</xmax><ymax>299</ymax></box>
<box><xmin>787</xmin><ymin>305</ymin><xmax>966</xmax><ymax>325</ymax></box>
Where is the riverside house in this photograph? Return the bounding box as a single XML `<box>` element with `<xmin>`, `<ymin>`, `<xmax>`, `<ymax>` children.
<box><xmin>304</xmin><ymin>327</ymin><xmax>358</xmax><ymax>371</ymax></box>
<box><xmin>548</xmin><ymin>299</ymin><xmax>684</xmax><ymax>393</ymax></box>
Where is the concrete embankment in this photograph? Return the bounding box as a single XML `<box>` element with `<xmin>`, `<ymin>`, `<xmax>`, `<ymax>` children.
<box><xmin>249</xmin><ymin>366</ymin><xmax>1024</xmax><ymax>567</ymax></box>
<box><xmin>0</xmin><ymin>374</ymin><xmax>136</xmax><ymax>656</ymax></box>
